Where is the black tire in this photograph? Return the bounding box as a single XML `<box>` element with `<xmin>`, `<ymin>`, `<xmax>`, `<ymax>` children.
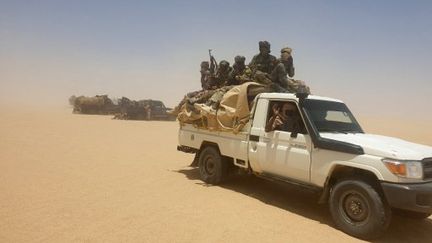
<box><xmin>198</xmin><ymin>146</ymin><xmax>228</xmax><ymax>184</ymax></box>
<box><xmin>393</xmin><ymin>208</ymin><xmax>431</xmax><ymax>220</ymax></box>
<box><xmin>329</xmin><ymin>179</ymin><xmax>391</xmax><ymax>240</ymax></box>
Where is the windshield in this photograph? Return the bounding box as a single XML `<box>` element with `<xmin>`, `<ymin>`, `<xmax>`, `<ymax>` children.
<box><xmin>303</xmin><ymin>100</ymin><xmax>363</xmax><ymax>134</ymax></box>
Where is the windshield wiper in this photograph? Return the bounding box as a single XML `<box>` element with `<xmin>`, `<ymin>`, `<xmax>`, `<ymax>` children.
<box><xmin>319</xmin><ymin>128</ymin><xmax>347</xmax><ymax>134</ymax></box>
<box><xmin>339</xmin><ymin>129</ymin><xmax>360</xmax><ymax>134</ymax></box>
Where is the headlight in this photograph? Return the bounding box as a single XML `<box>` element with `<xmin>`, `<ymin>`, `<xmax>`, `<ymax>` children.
<box><xmin>382</xmin><ymin>159</ymin><xmax>423</xmax><ymax>179</ymax></box>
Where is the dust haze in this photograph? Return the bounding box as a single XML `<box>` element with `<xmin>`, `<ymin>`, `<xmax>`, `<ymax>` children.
<box><xmin>0</xmin><ymin>105</ymin><xmax>431</xmax><ymax>242</ymax></box>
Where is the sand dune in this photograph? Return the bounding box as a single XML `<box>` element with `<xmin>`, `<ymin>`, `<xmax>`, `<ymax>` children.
<box><xmin>0</xmin><ymin>106</ymin><xmax>431</xmax><ymax>242</ymax></box>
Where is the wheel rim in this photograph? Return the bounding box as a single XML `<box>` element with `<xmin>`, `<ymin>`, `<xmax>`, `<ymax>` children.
<box><xmin>339</xmin><ymin>190</ymin><xmax>370</xmax><ymax>225</ymax></box>
<box><xmin>204</xmin><ymin>155</ymin><xmax>216</xmax><ymax>176</ymax></box>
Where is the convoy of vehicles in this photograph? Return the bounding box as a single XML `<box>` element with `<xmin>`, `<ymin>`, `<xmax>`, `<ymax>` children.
<box><xmin>71</xmin><ymin>95</ymin><xmax>175</xmax><ymax>120</ymax></box>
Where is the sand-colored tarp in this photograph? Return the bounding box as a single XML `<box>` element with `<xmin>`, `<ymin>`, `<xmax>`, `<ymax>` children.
<box><xmin>178</xmin><ymin>82</ymin><xmax>265</xmax><ymax>133</ymax></box>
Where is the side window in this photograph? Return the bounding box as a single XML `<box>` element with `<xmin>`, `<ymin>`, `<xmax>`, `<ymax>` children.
<box><xmin>265</xmin><ymin>101</ymin><xmax>307</xmax><ymax>134</ymax></box>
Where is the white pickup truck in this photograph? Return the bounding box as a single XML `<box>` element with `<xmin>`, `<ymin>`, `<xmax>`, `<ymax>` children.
<box><xmin>177</xmin><ymin>91</ymin><xmax>432</xmax><ymax>239</ymax></box>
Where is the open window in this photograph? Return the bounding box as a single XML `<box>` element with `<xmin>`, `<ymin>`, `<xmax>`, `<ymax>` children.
<box><xmin>265</xmin><ymin>101</ymin><xmax>307</xmax><ymax>134</ymax></box>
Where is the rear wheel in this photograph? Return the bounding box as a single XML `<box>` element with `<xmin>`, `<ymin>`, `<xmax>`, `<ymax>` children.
<box><xmin>329</xmin><ymin>179</ymin><xmax>391</xmax><ymax>240</ymax></box>
<box><xmin>198</xmin><ymin>146</ymin><xmax>228</xmax><ymax>184</ymax></box>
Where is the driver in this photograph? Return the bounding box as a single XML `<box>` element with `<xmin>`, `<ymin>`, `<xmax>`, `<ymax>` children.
<box><xmin>265</xmin><ymin>103</ymin><xmax>303</xmax><ymax>133</ymax></box>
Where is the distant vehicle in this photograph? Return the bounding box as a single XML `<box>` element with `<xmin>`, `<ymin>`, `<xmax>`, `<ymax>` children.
<box><xmin>177</xmin><ymin>91</ymin><xmax>432</xmax><ymax>240</ymax></box>
<box><xmin>70</xmin><ymin>95</ymin><xmax>118</xmax><ymax>115</ymax></box>
<box><xmin>116</xmin><ymin>97</ymin><xmax>175</xmax><ymax>121</ymax></box>
<box><xmin>140</xmin><ymin>99</ymin><xmax>175</xmax><ymax>121</ymax></box>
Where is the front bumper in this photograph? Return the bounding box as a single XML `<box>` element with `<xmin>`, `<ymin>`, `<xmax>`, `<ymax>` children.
<box><xmin>381</xmin><ymin>181</ymin><xmax>432</xmax><ymax>213</ymax></box>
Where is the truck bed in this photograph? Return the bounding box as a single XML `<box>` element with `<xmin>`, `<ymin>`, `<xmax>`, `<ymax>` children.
<box><xmin>178</xmin><ymin>124</ymin><xmax>250</xmax><ymax>165</ymax></box>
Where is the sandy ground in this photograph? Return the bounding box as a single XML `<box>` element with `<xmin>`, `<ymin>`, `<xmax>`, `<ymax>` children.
<box><xmin>1</xmin><ymin>106</ymin><xmax>431</xmax><ymax>243</ymax></box>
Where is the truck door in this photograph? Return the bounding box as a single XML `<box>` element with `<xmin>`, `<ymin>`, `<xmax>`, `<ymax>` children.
<box><xmin>249</xmin><ymin>100</ymin><xmax>312</xmax><ymax>182</ymax></box>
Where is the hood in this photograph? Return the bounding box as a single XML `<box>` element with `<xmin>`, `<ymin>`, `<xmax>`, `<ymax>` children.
<box><xmin>320</xmin><ymin>133</ymin><xmax>432</xmax><ymax>160</ymax></box>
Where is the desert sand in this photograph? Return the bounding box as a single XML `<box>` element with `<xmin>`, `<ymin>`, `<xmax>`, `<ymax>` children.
<box><xmin>0</xmin><ymin>105</ymin><xmax>431</xmax><ymax>242</ymax></box>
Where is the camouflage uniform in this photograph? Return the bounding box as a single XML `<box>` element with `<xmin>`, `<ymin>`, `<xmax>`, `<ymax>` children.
<box><xmin>270</xmin><ymin>62</ymin><xmax>290</xmax><ymax>92</ymax></box>
<box><xmin>209</xmin><ymin>60</ymin><xmax>232</xmax><ymax>88</ymax></box>
<box><xmin>227</xmin><ymin>55</ymin><xmax>252</xmax><ymax>85</ymax></box>
<box><xmin>170</xmin><ymin>89</ymin><xmax>217</xmax><ymax>116</ymax></box>
<box><xmin>249</xmin><ymin>41</ymin><xmax>277</xmax><ymax>74</ymax></box>
<box><xmin>270</xmin><ymin>47</ymin><xmax>296</xmax><ymax>92</ymax></box>
<box><xmin>172</xmin><ymin>60</ymin><xmax>232</xmax><ymax>115</ymax></box>
<box><xmin>200</xmin><ymin>61</ymin><xmax>211</xmax><ymax>90</ymax></box>
<box><xmin>205</xmin><ymin>85</ymin><xmax>235</xmax><ymax>110</ymax></box>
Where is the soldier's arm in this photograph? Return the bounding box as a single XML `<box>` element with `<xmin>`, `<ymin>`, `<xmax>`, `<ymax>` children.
<box><xmin>249</xmin><ymin>55</ymin><xmax>258</xmax><ymax>70</ymax></box>
<box><xmin>276</xmin><ymin>64</ymin><xmax>288</xmax><ymax>84</ymax></box>
<box><xmin>287</xmin><ymin>56</ymin><xmax>295</xmax><ymax>77</ymax></box>
<box><xmin>268</xmin><ymin>56</ymin><xmax>277</xmax><ymax>73</ymax></box>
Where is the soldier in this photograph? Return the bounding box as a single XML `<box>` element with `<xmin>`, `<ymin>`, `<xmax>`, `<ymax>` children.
<box><xmin>265</xmin><ymin>102</ymin><xmax>303</xmax><ymax>133</ymax></box>
<box><xmin>200</xmin><ymin>61</ymin><xmax>211</xmax><ymax>90</ymax></box>
<box><xmin>270</xmin><ymin>47</ymin><xmax>295</xmax><ymax>92</ymax></box>
<box><xmin>209</xmin><ymin>60</ymin><xmax>232</xmax><ymax>88</ymax></box>
<box><xmin>249</xmin><ymin>41</ymin><xmax>277</xmax><ymax>74</ymax></box>
<box><xmin>227</xmin><ymin>55</ymin><xmax>251</xmax><ymax>85</ymax></box>
<box><xmin>279</xmin><ymin>47</ymin><xmax>295</xmax><ymax>77</ymax></box>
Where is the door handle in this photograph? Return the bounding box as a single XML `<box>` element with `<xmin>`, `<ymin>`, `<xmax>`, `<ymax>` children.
<box><xmin>249</xmin><ymin>135</ymin><xmax>259</xmax><ymax>142</ymax></box>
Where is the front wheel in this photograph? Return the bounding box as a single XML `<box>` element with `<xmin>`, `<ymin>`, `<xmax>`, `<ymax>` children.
<box><xmin>329</xmin><ymin>179</ymin><xmax>391</xmax><ymax>240</ymax></box>
<box><xmin>198</xmin><ymin>146</ymin><xmax>227</xmax><ymax>184</ymax></box>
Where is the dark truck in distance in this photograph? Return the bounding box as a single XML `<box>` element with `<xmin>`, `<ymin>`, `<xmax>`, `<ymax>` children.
<box><xmin>116</xmin><ymin>97</ymin><xmax>176</xmax><ymax>121</ymax></box>
<box><xmin>141</xmin><ymin>99</ymin><xmax>175</xmax><ymax>121</ymax></box>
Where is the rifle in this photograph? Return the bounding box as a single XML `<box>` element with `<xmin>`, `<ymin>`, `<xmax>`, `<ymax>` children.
<box><xmin>208</xmin><ymin>49</ymin><xmax>218</xmax><ymax>76</ymax></box>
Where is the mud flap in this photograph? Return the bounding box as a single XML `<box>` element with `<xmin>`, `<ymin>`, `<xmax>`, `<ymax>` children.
<box><xmin>190</xmin><ymin>152</ymin><xmax>200</xmax><ymax>167</ymax></box>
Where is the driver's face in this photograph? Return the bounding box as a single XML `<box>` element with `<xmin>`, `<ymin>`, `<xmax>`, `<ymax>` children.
<box><xmin>282</xmin><ymin>104</ymin><xmax>296</xmax><ymax>116</ymax></box>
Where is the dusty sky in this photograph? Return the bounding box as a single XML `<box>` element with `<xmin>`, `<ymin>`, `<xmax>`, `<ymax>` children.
<box><xmin>1</xmin><ymin>0</ymin><xmax>431</xmax><ymax>119</ymax></box>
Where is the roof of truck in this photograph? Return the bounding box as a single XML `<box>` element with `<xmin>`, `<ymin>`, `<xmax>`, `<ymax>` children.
<box><xmin>258</xmin><ymin>93</ymin><xmax>344</xmax><ymax>103</ymax></box>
